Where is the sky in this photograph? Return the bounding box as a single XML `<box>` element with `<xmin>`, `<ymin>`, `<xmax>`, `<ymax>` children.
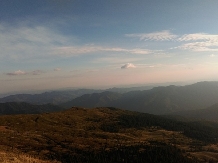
<box><xmin>1</xmin><ymin>0</ymin><xmax>218</xmax><ymax>94</ymax></box>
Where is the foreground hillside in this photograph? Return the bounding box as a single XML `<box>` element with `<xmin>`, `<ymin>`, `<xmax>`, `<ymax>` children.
<box><xmin>62</xmin><ymin>81</ymin><xmax>218</xmax><ymax>114</ymax></box>
<box><xmin>1</xmin><ymin>107</ymin><xmax>218</xmax><ymax>162</ymax></box>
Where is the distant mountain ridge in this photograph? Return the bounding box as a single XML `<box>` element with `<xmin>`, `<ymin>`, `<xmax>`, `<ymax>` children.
<box><xmin>0</xmin><ymin>102</ymin><xmax>64</xmax><ymax>115</ymax></box>
<box><xmin>0</xmin><ymin>89</ymin><xmax>103</xmax><ymax>105</ymax></box>
<box><xmin>0</xmin><ymin>86</ymin><xmax>154</xmax><ymax>105</ymax></box>
<box><xmin>62</xmin><ymin>91</ymin><xmax>122</xmax><ymax>108</ymax></box>
<box><xmin>62</xmin><ymin>81</ymin><xmax>218</xmax><ymax>114</ymax></box>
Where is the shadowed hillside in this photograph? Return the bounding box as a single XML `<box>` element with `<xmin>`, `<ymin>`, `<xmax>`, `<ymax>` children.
<box><xmin>170</xmin><ymin>103</ymin><xmax>218</xmax><ymax>122</ymax></box>
<box><xmin>0</xmin><ymin>102</ymin><xmax>64</xmax><ymax>115</ymax></box>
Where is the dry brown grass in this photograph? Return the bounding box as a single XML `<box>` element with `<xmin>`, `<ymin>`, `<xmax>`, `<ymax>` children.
<box><xmin>0</xmin><ymin>150</ymin><xmax>60</xmax><ymax>163</ymax></box>
<box><xmin>0</xmin><ymin>107</ymin><xmax>217</xmax><ymax>162</ymax></box>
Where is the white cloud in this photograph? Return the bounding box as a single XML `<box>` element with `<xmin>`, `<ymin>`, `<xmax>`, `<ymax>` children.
<box><xmin>126</xmin><ymin>31</ymin><xmax>218</xmax><ymax>52</ymax></box>
<box><xmin>121</xmin><ymin>63</ymin><xmax>136</xmax><ymax>69</ymax></box>
<box><xmin>6</xmin><ymin>70</ymin><xmax>27</xmax><ymax>76</ymax></box>
<box><xmin>170</xmin><ymin>33</ymin><xmax>218</xmax><ymax>52</ymax></box>
<box><xmin>126</xmin><ymin>30</ymin><xmax>177</xmax><ymax>41</ymax></box>
<box><xmin>175</xmin><ymin>40</ymin><xmax>218</xmax><ymax>52</ymax></box>
<box><xmin>179</xmin><ymin>33</ymin><xmax>218</xmax><ymax>42</ymax></box>
<box><xmin>210</xmin><ymin>54</ymin><xmax>216</xmax><ymax>57</ymax></box>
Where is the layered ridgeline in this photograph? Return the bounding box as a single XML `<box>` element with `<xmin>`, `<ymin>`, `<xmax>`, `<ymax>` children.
<box><xmin>0</xmin><ymin>102</ymin><xmax>64</xmax><ymax>115</ymax></box>
<box><xmin>0</xmin><ymin>89</ymin><xmax>103</xmax><ymax>105</ymax></box>
<box><xmin>0</xmin><ymin>86</ymin><xmax>153</xmax><ymax>105</ymax></box>
<box><xmin>1</xmin><ymin>81</ymin><xmax>218</xmax><ymax>115</ymax></box>
<box><xmin>62</xmin><ymin>81</ymin><xmax>218</xmax><ymax>114</ymax></box>
<box><xmin>1</xmin><ymin>107</ymin><xmax>218</xmax><ymax>162</ymax></box>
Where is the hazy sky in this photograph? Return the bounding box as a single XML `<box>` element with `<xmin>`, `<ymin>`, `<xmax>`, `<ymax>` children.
<box><xmin>1</xmin><ymin>0</ymin><xmax>218</xmax><ymax>94</ymax></box>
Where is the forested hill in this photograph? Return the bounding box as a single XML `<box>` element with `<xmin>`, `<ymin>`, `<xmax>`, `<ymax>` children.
<box><xmin>0</xmin><ymin>102</ymin><xmax>64</xmax><ymax>115</ymax></box>
<box><xmin>62</xmin><ymin>81</ymin><xmax>218</xmax><ymax>114</ymax></box>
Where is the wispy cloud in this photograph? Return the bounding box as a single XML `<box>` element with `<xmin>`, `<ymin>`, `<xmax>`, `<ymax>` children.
<box><xmin>126</xmin><ymin>30</ymin><xmax>177</xmax><ymax>41</ymax></box>
<box><xmin>0</xmin><ymin>23</ymin><xmax>70</xmax><ymax>60</ymax></box>
<box><xmin>166</xmin><ymin>33</ymin><xmax>218</xmax><ymax>52</ymax></box>
<box><xmin>54</xmin><ymin>68</ymin><xmax>61</xmax><ymax>71</ymax></box>
<box><xmin>121</xmin><ymin>63</ymin><xmax>136</xmax><ymax>69</ymax></box>
<box><xmin>175</xmin><ymin>40</ymin><xmax>218</xmax><ymax>52</ymax></box>
<box><xmin>210</xmin><ymin>54</ymin><xmax>216</xmax><ymax>57</ymax></box>
<box><xmin>6</xmin><ymin>70</ymin><xmax>27</xmax><ymax>76</ymax></box>
<box><xmin>54</xmin><ymin>46</ymin><xmax>151</xmax><ymax>56</ymax></box>
<box><xmin>6</xmin><ymin>70</ymin><xmax>45</xmax><ymax>76</ymax></box>
<box><xmin>126</xmin><ymin>30</ymin><xmax>218</xmax><ymax>52</ymax></box>
<box><xmin>93</xmin><ymin>57</ymin><xmax>141</xmax><ymax>64</ymax></box>
<box><xmin>32</xmin><ymin>70</ymin><xmax>45</xmax><ymax>75</ymax></box>
<box><xmin>178</xmin><ymin>33</ymin><xmax>218</xmax><ymax>41</ymax></box>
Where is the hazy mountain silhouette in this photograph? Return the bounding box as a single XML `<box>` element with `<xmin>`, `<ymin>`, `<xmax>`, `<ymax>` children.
<box><xmin>62</xmin><ymin>81</ymin><xmax>218</xmax><ymax>114</ymax></box>
<box><xmin>0</xmin><ymin>86</ymin><xmax>154</xmax><ymax>105</ymax></box>
<box><xmin>62</xmin><ymin>91</ymin><xmax>122</xmax><ymax>108</ymax></box>
<box><xmin>0</xmin><ymin>89</ymin><xmax>102</xmax><ymax>104</ymax></box>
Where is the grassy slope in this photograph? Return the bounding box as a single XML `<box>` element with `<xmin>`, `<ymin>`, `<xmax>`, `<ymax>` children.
<box><xmin>0</xmin><ymin>107</ymin><xmax>218</xmax><ymax>162</ymax></box>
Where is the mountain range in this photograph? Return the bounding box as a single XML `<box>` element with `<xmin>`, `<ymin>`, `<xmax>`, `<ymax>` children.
<box><xmin>0</xmin><ymin>89</ymin><xmax>102</xmax><ymax>104</ymax></box>
<box><xmin>1</xmin><ymin>81</ymin><xmax>218</xmax><ymax>117</ymax></box>
<box><xmin>0</xmin><ymin>86</ymin><xmax>154</xmax><ymax>105</ymax></box>
<box><xmin>61</xmin><ymin>81</ymin><xmax>218</xmax><ymax>115</ymax></box>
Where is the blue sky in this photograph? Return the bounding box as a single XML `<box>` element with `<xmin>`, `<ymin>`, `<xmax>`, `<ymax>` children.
<box><xmin>1</xmin><ymin>0</ymin><xmax>218</xmax><ymax>94</ymax></box>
